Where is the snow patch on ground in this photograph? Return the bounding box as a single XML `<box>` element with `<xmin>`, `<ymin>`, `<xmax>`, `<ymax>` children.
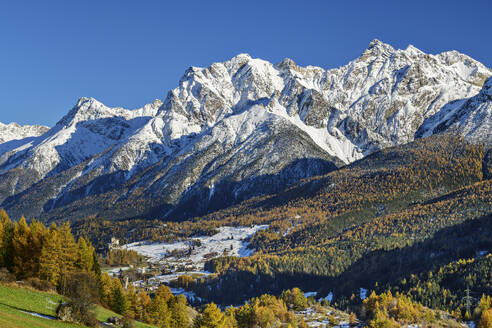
<box><xmin>123</xmin><ymin>225</ymin><xmax>268</xmax><ymax>283</ymax></box>
<box><xmin>21</xmin><ymin>311</ymin><xmax>56</xmax><ymax>320</ymax></box>
<box><xmin>170</xmin><ymin>288</ymin><xmax>202</xmax><ymax>302</ymax></box>
<box><xmin>105</xmin><ymin>266</ymin><xmax>130</xmax><ymax>277</ymax></box>
<box><xmin>307</xmin><ymin>320</ymin><xmax>350</xmax><ymax>328</ymax></box>
<box><xmin>143</xmin><ymin>271</ymin><xmax>211</xmax><ymax>285</ymax></box>
<box><xmin>298</xmin><ymin>307</ymin><xmax>351</xmax><ymax>328</ymax></box>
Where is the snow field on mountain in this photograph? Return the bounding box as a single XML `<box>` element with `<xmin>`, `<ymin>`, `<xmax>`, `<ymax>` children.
<box><xmin>0</xmin><ymin>122</ymin><xmax>48</xmax><ymax>144</ymax></box>
<box><xmin>1</xmin><ymin>40</ymin><xmax>491</xmax><ymax>224</ymax></box>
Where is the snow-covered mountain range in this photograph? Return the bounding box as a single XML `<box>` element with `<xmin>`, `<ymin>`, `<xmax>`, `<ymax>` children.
<box><xmin>0</xmin><ymin>122</ymin><xmax>48</xmax><ymax>144</ymax></box>
<box><xmin>0</xmin><ymin>39</ymin><xmax>491</xmax><ymax>222</ymax></box>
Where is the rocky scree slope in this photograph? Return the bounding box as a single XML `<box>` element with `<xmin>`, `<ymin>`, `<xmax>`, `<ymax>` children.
<box><xmin>0</xmin><ymin>39</ymin><xmax>490</xmax><ymax>222</ymax></box>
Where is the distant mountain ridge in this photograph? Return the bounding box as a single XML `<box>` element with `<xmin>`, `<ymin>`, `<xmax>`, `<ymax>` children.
<box><xmin>0</xmin><ymin>122</ymin><xmax>48</xmax><ymax>143</ymax></box>
<box><xmin>0</xmin><ymin>39</ymin><xmax>491</xmax><ymax>222</ymax></box>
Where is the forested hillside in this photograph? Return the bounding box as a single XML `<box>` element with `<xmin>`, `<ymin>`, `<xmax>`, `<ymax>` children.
<box><xmin>63</xmin><ymin>135</ymin><xmax>492</xmax><ymax>318</ymax></box>
<box><xmin>161</xmin><ymin>135</ymin><xmax>491</xmax><ymax>315</ymax></box>
<box><xmin>1</xmin><ymin>134</ymin><xmax>491</xmax><ymax>327</ymax></box>
<box><xmin>0</xmin><ymin>210</ymin><xmax>192</xmax><ymax>327</ymax></box>
<box><xmin>3</xmin><ymin>2</ymin><xmax>492</xmax><ymax>327</ymax></box>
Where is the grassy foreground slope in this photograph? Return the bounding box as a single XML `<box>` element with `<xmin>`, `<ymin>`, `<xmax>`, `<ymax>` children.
<box><xmin>0</xmin><ymin>284</ymin><xmax>63</xmax><ymax>317</ymax></box>
<box><xmin>0</xmin><ymin>284</ymin><xmax>82</xmax><ymax>328</ymax></box>
<box><xmin>0</xmin><ymin>303</ymin><xmax>84</xmax><ymax>328</ymax></box>
<box><xmin>94</xmin><ymin>306</ymin><xmax>157</xmax><ymax>328</ymax></box>
<box><xmin>0</xmin><ymin>284</ymin><xmax>156</xmax><ymax>328</ymax></box>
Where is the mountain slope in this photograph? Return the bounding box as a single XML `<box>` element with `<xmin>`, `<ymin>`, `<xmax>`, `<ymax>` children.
<box><xmin>0</xmin><ymin>284</ymin><xmax>157</xmax><ymax>328</ymax></box>
<box><xmin>0</xmin><ymin>40</ymin><xmax>491</xmax><ymax>222</ymax></box>
<box><xmin>177</xmin><ymin>135</ymin><xmax>492</xmax><ymax>305</ymax></box>
<box><xmin>416</xmin><ymin>75</ymin><xmax>492</xmax><ymax>144</ymax></box>
<box><xmin>69</xmin><ymin>134</ymin><xmax>492</xmax><ymax>310</ymax></box>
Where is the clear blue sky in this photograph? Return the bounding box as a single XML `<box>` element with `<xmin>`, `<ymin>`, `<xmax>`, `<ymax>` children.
<box><xmin>1</xmin><ymin>0</ymin><xmax>491</xmax><ymax>126</ymax></box>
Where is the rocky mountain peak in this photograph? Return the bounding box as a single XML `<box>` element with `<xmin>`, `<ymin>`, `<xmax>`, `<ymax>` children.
<box><xmin>0</xmin><ymin>122</ymin><xmax>18</xmax><ymax>128</ymax></box>
<box><xmin>277</xmin><ymin>58</ymin><xmax>297</xmax><ymax>71</ymax></box>
<box><xmin>230</xmin><ymin>53</ymin><xmax>252</xmax><ymax>62</ymax></box>
<box><xmin>1</xmin><ymin>41</ymin><xmax>491</xmax><ymax>222</ymax></box>
<box><xmin>57</xmin><ymin>97</ymin><xmax>109</xmax><ymax>127</ymax></box>
<box><xmin>363</xmin><ymin>38</ymin><xmax>396</xmax><ymax>57</ymax></box>
<box><xmin>404</xmin><ymin>44</ymin><xmax>425</xmax><ymax>57</ymax></box>
<box><xmin>0</xmin><ymin>122</ymin><xmax>49</xmax><ymax>143</ymax></box>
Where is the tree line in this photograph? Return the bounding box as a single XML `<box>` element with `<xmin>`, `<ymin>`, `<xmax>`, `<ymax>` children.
<box><xmin>0</xmin><ymin>209</ymin><xmax>192</xmax><ymax>327</ymax></box>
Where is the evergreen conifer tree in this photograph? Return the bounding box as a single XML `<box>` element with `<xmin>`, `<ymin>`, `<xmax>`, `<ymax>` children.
<box><xmin>39</xmin><ymin>224</ymin><xmax>62</xmax><ymax>284</ymax></box>
<box><xmin>112</xmin><ymin>283</ymin><xmax>129</xmax><ymax>315</ymax></box>
<box><xmin>12</xmin><ymin>217</ymin><xmax>32</xmax><ymax>279</ymax></box>
<box><xmin>136</xmin><ymin>291</ymin><xmax>152</xmax><ymax>323</ymax></box>
<box><xmin>0</xmin><ymin>209</ymin><xmax>13</xmax><ymax>268</ymax></box>
<box><xmin>98</xmin><ymin>272</ymin><xmax>114</xmax><ymax>307</ymax></box>
<box><xmin>169</xmin><ymin>294</ymin><xmax>189</xmax><ymax>328</ymax></box>
<box><xmin>195</xmin><ymin>302</ymin><xmax>226</xmax><ymax>328</ymax></box>
<box><xmin>59</xmin><ymin>223</ymin><xmax>78</xmax><ymax>276</ymax></box>
<box><xmin>76</xmin><ymin>237</ymin><xmax>95</xmax><ymax>273</ymax></box>
<box><xmin>149</xmin><ymin>285</ymin><xmax>172</xmax><ymax>327</ymax></box>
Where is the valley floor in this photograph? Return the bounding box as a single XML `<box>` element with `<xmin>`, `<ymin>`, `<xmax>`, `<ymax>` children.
<box><xmin>120</xmin><ymin>225</ymin><xmax>267</xmax><ymax>292</ymax></box>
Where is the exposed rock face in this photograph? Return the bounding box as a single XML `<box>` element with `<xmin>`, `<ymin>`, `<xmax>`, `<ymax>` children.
<box><xmin>56</xmin><ymin>303</ymin><xmax>76</xmax><ymax>323</ymax></box>
<box><xmin>0</xmin><ymin>40</ymin><xmax>490</xmax><ymax>222</ymax></box>
<box><xmin>107</xmin><ymin>316</ymin><xmax>123</xmax><ymax>326</ymax></box>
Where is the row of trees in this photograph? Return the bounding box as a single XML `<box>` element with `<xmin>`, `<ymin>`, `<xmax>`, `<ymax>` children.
<box><xmin>97</xmin><ymin>271</ymin><xmax>192</xmax><ymax>328</ymax></box>
<box><xmin>362</xmin><ymin>290</ymin><xmax>492</xmax><ymax>328</ymax></box>
<box><xmin>0</xmin><ymin>208</ymin><xmax>309</xmax><ymax>328</ymax></box>
<box><xmin>193</xmin><ymin>289</ymin><xmax>307</xmax><ymax>328</ymax></box>
<box><xmin>103</xmin><ymin>248</ymin><xmax>146</xmax><ymax>267</ymax></box>
<box><xmin>362</xmin><ymin>291</ymin><xmax>437</xmax><ymax>327</ymax></box>
<box><xmin>0</xmin><ymin>209</ymin><xmax>98</xmax><ymax>285</ymax></box>
<box><xmin>378</xmin><ymin>253</ymin><xmax>492</xmax><ymax>320</ymax></box>
<box><xmin>0</xmin><ymin>209</ymin><xmax>194</xmax><ymax>327</ymax></box>
<box><xmin>109</xmin><ymin>283</ymin><xmax>190</xmax><ymax>328</ymax></box>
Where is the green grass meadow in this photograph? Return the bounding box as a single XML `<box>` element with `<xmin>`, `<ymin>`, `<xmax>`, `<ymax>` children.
<box><xmin>0</xmin><ymin>284</ymin><xmax>156</xmax><ymax>328</ymax></box>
